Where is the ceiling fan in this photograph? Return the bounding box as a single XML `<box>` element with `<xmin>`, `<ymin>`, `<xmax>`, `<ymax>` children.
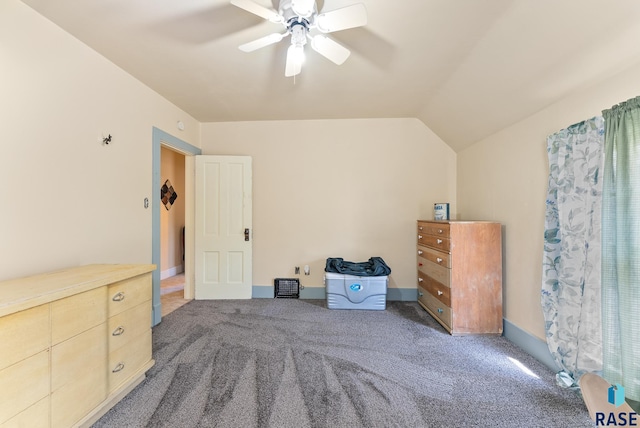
<box><xmin>230</xmin><ymin>0</ymin><xmax>367</xmax><ymax>77</ymax></box>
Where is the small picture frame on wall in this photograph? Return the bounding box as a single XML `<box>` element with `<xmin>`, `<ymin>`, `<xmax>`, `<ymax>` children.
<box><xmin>161</xmin><ymin>179</ymin><xmax>178</xmax><ymax>211</ymax></box>
<box><xmin>434</xmin><ymin>203</ymin><xmax>450</xmax><ymax>220</ymax></box>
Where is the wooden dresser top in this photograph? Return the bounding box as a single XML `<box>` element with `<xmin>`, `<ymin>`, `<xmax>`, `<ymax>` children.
<box><xmin>0</xmin><ymin>264</ymin><xmax>155</xmax><ymax>317</ymax></box>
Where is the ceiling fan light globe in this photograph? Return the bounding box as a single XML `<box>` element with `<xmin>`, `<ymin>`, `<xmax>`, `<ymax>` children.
<box><xmin>285</xmin><ymin>44</ymin><xmax>304</xmax><ymax>76</ymax></box>
<box><xmin>292</xmin><ymin>44</ymin><xmax>305</xmax><ymax>65</ymax></box>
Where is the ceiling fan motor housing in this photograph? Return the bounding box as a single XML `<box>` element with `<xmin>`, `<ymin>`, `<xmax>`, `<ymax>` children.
<box><xmin>290</xmin><ymin>22</ymin><xmax>308</xmax><ymax>46</ymax></box>
<box><xmin>279</xmin><ymin>0</ymin><xmax>316</xmax><ymax>26</ymax></box>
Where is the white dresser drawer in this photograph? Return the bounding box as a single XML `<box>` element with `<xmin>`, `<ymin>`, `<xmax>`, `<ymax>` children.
<box><xmin>0</xmin><ymin>305</ymin><xmax>49</xmax><ymax>370</ymax></box>
<box><xmin>108</xmin><ymin>300</ymin><xmax>151</xmax><ymax>352</ymax></box>
<box><xmin>51</xmin><ymin>324</ymin><xmax>107</xmax><ymax>428</ymax></box>
<box><xmin>108</xmin><ymin>275</ymin><xmax>151</xmax><ymax>317</ymax></box>
<box><xmin>1</xmin><ymin>396</ymin><xmax>49</xmax><ymax>428</ymax></box>
<box><xmin>108</xmin><ymin>330</ymin><xmax>152</xmax><ymax>392</ymax></box>
<box><xmin>0</xmin><ymin>350</ymin><xmax>50</xmax><ymax>425</ymax></box>
<box><xmin>51</xmin><ymin>287</ymin><xmax>107</xmax><ymax>345</ymax></box>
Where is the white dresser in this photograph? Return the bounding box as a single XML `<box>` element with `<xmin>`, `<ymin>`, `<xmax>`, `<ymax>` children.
<box><xmin>0</xmin><ymin>264</ymin><xmax>155</xmax><ymax>427</ymax></box>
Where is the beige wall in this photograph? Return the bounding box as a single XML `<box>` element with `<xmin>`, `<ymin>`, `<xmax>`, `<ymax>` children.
<box><xmin>201</xmin><ymin>118</ymin><xmax>456</xmax><ymax>291</ymax></box>
<box><xmin>0</xmin><ymin>0</ymin><xmax>199</xmax><ymax>281</ymax></box>
<box><xmin>457</xmin><ymin>61</ymin><xmax>640</xmax><ymax>340</ymax></box>
<box><xmin>160</xmin><ymin>147</ymin><xmax>186</xmax><ymax>276</ymax></box>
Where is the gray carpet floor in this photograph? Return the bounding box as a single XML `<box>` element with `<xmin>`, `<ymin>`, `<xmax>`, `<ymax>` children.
<box><xmin>93</xmin><ymin>299</ymin><xmax>593</xmax><ymax>427</ymax></box>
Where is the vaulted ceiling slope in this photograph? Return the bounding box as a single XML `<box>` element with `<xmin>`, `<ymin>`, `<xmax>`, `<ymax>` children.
<box><xmin>21</xmin><ymin>0</ymin><xmax>640</xmax><ymax>151</ymax></box>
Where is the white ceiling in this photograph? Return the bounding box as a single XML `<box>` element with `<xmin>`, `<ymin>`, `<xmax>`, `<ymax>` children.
<box><xmin>21</xmin><ymin>0</ymin><xmax>640</xmax><ymax>151</ymax></box>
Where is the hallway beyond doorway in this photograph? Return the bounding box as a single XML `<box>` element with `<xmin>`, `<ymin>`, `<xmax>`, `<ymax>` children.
<box><xmin>160</xmin><ymin>273</ymin><xmax>190</xmax><ymax>316</ymax></box>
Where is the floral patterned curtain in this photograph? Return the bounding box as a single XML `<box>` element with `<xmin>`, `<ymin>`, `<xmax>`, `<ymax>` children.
<box><xmin>541</xmin><ymin>116</ymin><xmax>605</xmax><ymax>387</ymax></box>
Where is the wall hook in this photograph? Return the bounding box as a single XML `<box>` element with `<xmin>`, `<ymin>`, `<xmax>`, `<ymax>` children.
<box><xmin>102</xmin><ymin>134</ymin><xmax>112</xmax><ymax>145</ymax></box>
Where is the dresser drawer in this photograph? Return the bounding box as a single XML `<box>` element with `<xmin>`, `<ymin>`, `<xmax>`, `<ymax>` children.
<box><xmin>108</xmin><ymin>274</ymin><xmax>151</xmax><ymax>317</ymax></box>
<box><xmin>0</xmin><ymin>350</ymin><xmax>50</xmax><ymax>425</ymax></box>
<box><xmin>418</xmin><ymin>286</ymin><xmax>452</xmax><ymax>330</ymax></box>
<box><xmin>417</xmin><ymin>258</ymin><xmax>450</xmax><ymax>287</ymax></box>
<box><xmin>108</xmin><ymin>300</ymin><xmax>151</xmax><ymax>353</ymax></box>
<box><xmin>417</xmin><ymin>244</ymin><xmax>451</xmax><ymax>269</ymax></box>
<box><xmin>2</xmin><ymin>396</ymin><xmax>49</xmax><ymax>428</ymax></box>
<box><xmin>51</xmin><ymin>324</ymin><xmax>108</xmax><ymax>428</ymax></box>
<box><xmin>418</xmin><ymin>222</ymin><xmax>450</xmax><ymax>238</ymax></box>
<box><xmin>0</xmin><ymin>305</ymin><xmax>50</xmax><ymax>370</ymax></box>
<box><xmin>51</xmin><ymin>287</ymin><xmax>107</xmax><ymax>345</ymax></box>
<box><xmin>109</xmin><ymin>330</ymin><xmax>152</xmax><ymax>392</ymax></box>
<box><xmin>417</xmin><ymin>271</ymin><xmax>451</xmax><ymax>306</ymax></box>
<box><xmin>417</xmin><ymin>234</ymin><xmax>451</xmax><ymax>252</ymax></box>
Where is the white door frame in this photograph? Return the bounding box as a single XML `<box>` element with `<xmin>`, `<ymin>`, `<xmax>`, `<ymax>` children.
<box><xmin>151</xmin><ymin>127</ymin><xmax>201</xmax><ymax>326</ymax></box>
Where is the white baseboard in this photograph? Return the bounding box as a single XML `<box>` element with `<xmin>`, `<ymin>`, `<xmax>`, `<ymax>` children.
<box><xmin>160</xmin><ymin>265</ymin><xmax>184</xmax><ymax>280</ymax></box>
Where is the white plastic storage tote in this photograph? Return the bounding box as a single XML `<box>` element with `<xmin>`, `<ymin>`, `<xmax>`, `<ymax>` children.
<box><xmin>324</xmin><ymin>272</ymin><xmax>388</xmax><ymax>310</ymax></box>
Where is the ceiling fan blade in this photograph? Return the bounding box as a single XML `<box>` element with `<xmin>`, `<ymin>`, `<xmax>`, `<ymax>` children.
<box><xmin>316</xmin><ymin>3</ymin><xmax>367</xmax><ymax>33</ymax></box>
<box><xmin>311</xmin><ymin>35</ymin><xmax>351</xmax><ymax>65</ymax></box>
<box><xmin>239</xmin><ymin>32</ymin><xmax>286</xmax><ymax>52</ymax></box>
<box><xmin>285</xmin><ymin>45</ymin><xmax>304</xmax><ymax>77</ymax></box>
<box><xmin>230</xmin><ymin>0</ymin><xmax>282</xmax><ymax>22</ymax></box>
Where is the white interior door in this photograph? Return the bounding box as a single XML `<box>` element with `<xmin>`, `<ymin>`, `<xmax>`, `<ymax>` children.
<box><xmin>195</xmin><ymin>156</ymin><xmax>252</xmax><ymax>299</ymax></box>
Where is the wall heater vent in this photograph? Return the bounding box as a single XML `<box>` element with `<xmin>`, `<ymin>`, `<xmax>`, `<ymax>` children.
<box><xmin>274</xmin><ymin>278</ymin><xmax>300</xmax><ymax>298</ymax></box>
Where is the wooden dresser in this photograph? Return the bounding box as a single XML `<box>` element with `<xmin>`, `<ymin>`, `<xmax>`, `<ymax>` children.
<box><xmin>416</xmin><ymin>220</ymin><xmax>503</xmax><ymax>335</ymax></box>
<box><xmin>0</xmin><ymin>264</ymin><xmax>155</xmax><ymax>427</ymax></box>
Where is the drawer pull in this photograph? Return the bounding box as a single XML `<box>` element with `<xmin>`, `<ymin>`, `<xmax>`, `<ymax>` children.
<box><xmin>418</xmin><ymin>262</ymin><xmax>423</xmax><ymax>266</ymax></box>
<box><xmin>437</xmin><ymin>308</ymin><xmax>444</xmax><ymax>314</ymax></box>
<box><xmin>419</xmin><ymin>226</ymin><xmax>423</xmax><ymax>230</ymax></box>
<box><xmin>112</xmin><ymin>292</ymin><xmax>125</xmax><ymax>302</ymax></box>
<box><xmin>417</xmin><ymin>250</ymin><xmax>423</xmax><ymax>255</ymax></box>
<box><xmin>112</xmin><ymin>326</ymin><xmax>125</xmax><ymax>336</ymax></box>
<box><xmin>437</xmin><ymin>290</ymin><xmax>443</xmax><ymax>296</ymax></box>
<box><xmin>418</xmin><ymin>291</ymin><xmax>423</xmax><ymax>297</ymax></box>
<box><xmin>418</xmin><ymin>278</ymin><xmax>423</xmax><ymax>282</ymax></box>
<box><xmin>438</xmin><ymin>229</ymin><xmax>443</xmax><ymax>234</ymax></box>
<box><xmin>436</xmin><ymin>257</ymin><xmax>443</xmax><ymax>263</ymax></box>
<box><xmin>437</xmin><ymin>239</ymin><xmax>443</xmax><ymax>244</ymax></box>
<box><xmin>112</xmin><ymin>363</ymin><xmax>125</xmax><ymax>373</ymax></box>
<box><xmin>418</xmin><ymin>235</ymin><xmax>422</xmax><ymax>239</ymax></box>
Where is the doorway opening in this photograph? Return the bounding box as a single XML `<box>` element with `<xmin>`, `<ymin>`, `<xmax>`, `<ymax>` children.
<box><xmin>152</xmin><ymin>127</ymin><xmax>201</xmax><ymax>325</ymax></box>
<box><xmin>159</xmin><ymin>146</ymin><xmax>189</xmax><ymax>316</ymax></box>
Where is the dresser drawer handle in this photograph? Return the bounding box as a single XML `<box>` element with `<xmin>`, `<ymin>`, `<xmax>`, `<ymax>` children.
<box><xmin>437</xmin><ymin>290</ymin><xmax>443</xmax><ymax>296</ymax></box>
<box><xmin>438</xmin><ymin>229</ymin><xmax>443</xmax><ymax>234</ymax></box>
<box><xmin>417</xmin><ymin>250</ymin><xmax>423</xmax><ymax>255</ymax></box>
<box><xmin>112</xmin><ymin>363</ymin><xmax>125</xmax><ymax>373</ymax></box>
<box><xmin>418</xmin><ymin>235</ymin><xmax>422</xmax><ymax>239</ymax></box>
<box><xmin>436</xmin><ymin>239</ymin><xmax>443</xmax><ymax>244</ymax></box>
<box><xmin>112</xmin><ymin>292</ymin><xmax>125</xmax><ymax>302</ymax></box>
<box><xmin>418</xmin><ymin>291</ymin><xmax>423</xmax><ymax>297</ymax></box>
<box><xmin>112</xmin><ymin>326</ymin><xmax>125</xmax><ymax>336</ymax></box>
<box><xmin>418</xmin><ymin>262</ymin><xmax>423</xmax><ymax>266</ymax></box>
<box><xmin>437</xmin><ymin>308</ymin><xmax>444</xmax><ymax>314</ymax></box>
<box><xmin>436</xmin><ymin>257</ymin><xmax>443</xmax><ymax>263</ymax></box>
<box><xmin>418</xmin><ymin>278</ymin><xmax>423</xmax><ymax>282</ymax></box>
<box><xmin>419</xmin><ymin>226</ymin><xmax>423</xmax><ymax>230</ymax></box>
